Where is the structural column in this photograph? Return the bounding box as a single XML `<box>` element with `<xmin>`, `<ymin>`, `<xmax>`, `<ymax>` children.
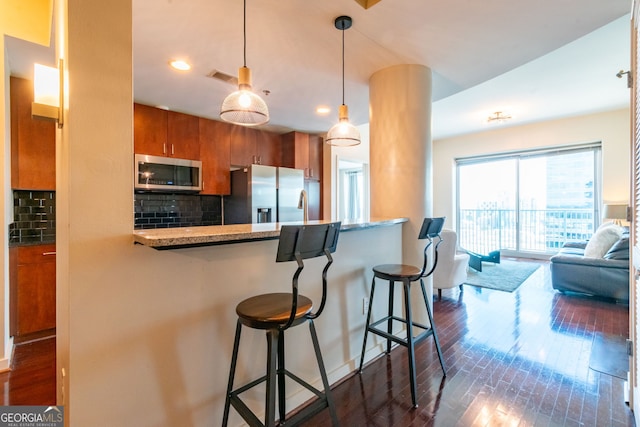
<box><xmin>369</xmin><ymin>64</ymin><xmax>433</xmax><ymax>316</ymax></box>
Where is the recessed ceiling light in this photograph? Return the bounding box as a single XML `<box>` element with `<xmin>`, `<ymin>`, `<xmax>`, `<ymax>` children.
<box><xmin>169</xmin><ymin>60</ymin><xmax>191</xmax><ymax>71</ymax></box>
<box><xmin>316</xmin><ymin>106</ymin><xmax>331</xmax><ymax>115</ymax></box>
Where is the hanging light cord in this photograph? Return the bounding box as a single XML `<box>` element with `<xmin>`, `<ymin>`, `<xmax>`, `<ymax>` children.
<box><xmin>341</xmin><ymin>24</ymin><xmax>345</xmax><ymax>105</ymax></box>
<box><xmin>243</xmin><ymin>0</ymin><xmax>247</xmax><ymax>67</ymax></box>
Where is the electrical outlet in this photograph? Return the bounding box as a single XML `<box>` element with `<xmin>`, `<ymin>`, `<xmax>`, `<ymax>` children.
<box><xmin>363</xmin><ymin>297</ymin><xmax>369</xmax><ymax>315</ymax></box>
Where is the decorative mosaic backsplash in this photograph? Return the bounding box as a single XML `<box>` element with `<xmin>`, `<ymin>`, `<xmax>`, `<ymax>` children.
<box><xmin>134</xmin><ymin>193</ymin><xmax>223</xmax><ymax>229</ymax></box>
<box><xmin>10</xmin><ymin>190</ymin><xmax>56</xmax><ymax>244</ymax></box>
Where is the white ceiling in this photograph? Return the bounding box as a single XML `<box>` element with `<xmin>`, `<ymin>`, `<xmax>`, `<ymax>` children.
<box><xmin>4</xmin><ymin>0</ymin><xmax>632</xmax><ymax>140</ymax></box>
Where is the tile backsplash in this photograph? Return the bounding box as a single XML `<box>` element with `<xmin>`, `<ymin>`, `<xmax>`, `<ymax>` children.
<box><xmin>134</xmin><ymin>193</ymin><xmax>223</xmax><ymax>229</ymax></box>
<box><xmin>10</xmin><ymin>190</ymin><xmax>56</xmax><ymax>244</ymax></box>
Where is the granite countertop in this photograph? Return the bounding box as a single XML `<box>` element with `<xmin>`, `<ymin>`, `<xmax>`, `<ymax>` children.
<box><xmin>133</xmin><ymin>217</ymin><xmax>408</xmax><ymax>250</ymax></box>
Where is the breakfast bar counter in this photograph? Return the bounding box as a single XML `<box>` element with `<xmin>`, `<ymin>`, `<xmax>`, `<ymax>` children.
<box><xmin>130</xmin><ymin>216</ymin><xmax>411</xmax><ymax>423</ymax></box>
<box><xmin>133</xmin><ymin>217</ymin><xmax>407</xmax><ymax>249</ymax></box>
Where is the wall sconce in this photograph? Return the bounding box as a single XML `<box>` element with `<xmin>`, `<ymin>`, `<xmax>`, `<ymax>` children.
<box><xmin>32</xmin><ymin>59</ymin><xmax>64</xmax><ymax>128</ymax></box>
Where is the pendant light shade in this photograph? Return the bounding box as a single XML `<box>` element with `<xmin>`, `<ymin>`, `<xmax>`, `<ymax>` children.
<box><xmin>326</xmin><ymin>105</ymin><xmax>361</xmax><ymax>146</ymax></box>
<box><xmin>220</xmin><ymin>0</ymin><xmax>269</xmax><ymax>126</ymax></box>
<box><xmin>326</xmin><ymin>15</ymin><xmax>360</xmax><ymax>146</ymax></box>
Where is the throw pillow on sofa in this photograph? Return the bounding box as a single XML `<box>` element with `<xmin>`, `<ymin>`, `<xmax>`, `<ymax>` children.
<box><xmin>584</xmin><ymin>224</ymin><xmax>623</xmax><ymax>258</ymax></box>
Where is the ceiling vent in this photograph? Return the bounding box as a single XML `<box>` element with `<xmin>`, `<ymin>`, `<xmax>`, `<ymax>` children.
<box><xmin>206</xmin><ymin>69</ymin><xmax>238</xmax><ymax>86</ymax></box>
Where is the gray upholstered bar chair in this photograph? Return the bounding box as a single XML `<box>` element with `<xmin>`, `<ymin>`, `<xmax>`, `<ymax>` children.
<box><xmin>358</xmin><ymin>217</ymin><xmax>447</xmax><ymax>408</ymax></box>
<box><xmin>222</xmin><ymin>222</ymin><xmax>341</xmax><ymax>427</ymax></box>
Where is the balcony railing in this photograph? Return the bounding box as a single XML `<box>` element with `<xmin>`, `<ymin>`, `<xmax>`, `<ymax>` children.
<box><xmin>458</xmin><ymin>208</ymin><xmax>594</xmax><ymax>255</ymax></box>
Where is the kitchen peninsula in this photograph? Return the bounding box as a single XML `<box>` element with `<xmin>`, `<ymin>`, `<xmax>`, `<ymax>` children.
<box><xmin>133</xmin><ymin>217</ymin><xmax>406</xmax><ymax>249</ymax></box>
<box><xmin>131</xmin><ymin>217</ymin><xmax>409</xmax><ymax>422</ymax></box>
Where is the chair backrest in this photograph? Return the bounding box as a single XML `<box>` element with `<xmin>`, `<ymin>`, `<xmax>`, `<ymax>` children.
<box><xmin>275</xmin><ymin>222</ymin><xmax>341</xmax><ymax>328</ymax></box>
<box><xmin>418</xmin><ymin>217</ymin><xmax>446</xmax><ymax>277</ymax></box>
<box><xmin>418</xmin><ymin>217</ymin><xmax>445</xmax><ymax>240</ymax></box>
<box><xmin>276</xmin><ymin>222</ymin><xmax>340</xmax><ymax>262</ymax></box>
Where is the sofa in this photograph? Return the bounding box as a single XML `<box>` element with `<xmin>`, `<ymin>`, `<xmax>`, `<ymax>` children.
<box><xmin>550</xmin><ymin>223</ymin><xmax>630</xmax><ymax>302</ymax></box>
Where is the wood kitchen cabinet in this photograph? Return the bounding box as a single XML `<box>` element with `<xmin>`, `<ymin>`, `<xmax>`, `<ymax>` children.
<box><xmin>199</xmin><ymin>118</ymin><xmax>231</xmax><ymax>195</ymax></box>
<box><xmin>307</xmin><ymin>134</ymin><xmax>323</xmax><ymax>181</ymax></box>
<box><xmin>229</xmin><ymin>125</ymin><xmax>257</xmax><ymax>167</ymax></box>
<box><xmin>305</xmin><ymin>180</ymin><xmax>321</xmax><ymax>221</ymax></box>
<box><xmin>256</xmin><ymin>130</ymin><xmax>282</xmax><ymax>167</ymax></box>
<box><xmin>10</xmin><ymin>77</ymin><xmax>56</xmax><ymax>191</ymax></box>
<box><xmin>229</xmin><ymin>126</ymin><xmax>281</xmax><ymax>167</ymax></box>
<box><xmin>281</xmin><ymin>131</ymin><xmax>308</xmax><ymax>171</ymax></box>
<box><xmin>134</xmin><ymin>103</ymin><xmax>200</xmax><ymax>160</ymax></box>
<box><xmin>10</xmin><ymin>244</ymin><xmax>56</xmax><ymax>338</ymax></box>
<box><xmin>281</xmin><ymin>131</ymin><xmax>322</xmax><ymax>180</ymax></box>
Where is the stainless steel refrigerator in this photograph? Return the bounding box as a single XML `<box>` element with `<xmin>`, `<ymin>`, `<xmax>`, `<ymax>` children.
<box><xmin>277</xmin><ymin>167</ymin><xmax>305</xmax><ymax>222</ymax></box>
<box><xmin>225</xmin><ymin>165</ymin><xmax>304</xmax><ymax>224</ymax></box>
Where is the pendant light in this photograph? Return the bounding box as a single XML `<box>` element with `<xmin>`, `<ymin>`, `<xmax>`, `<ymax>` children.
<box><xmin>220</xmin><ymin>0</ymin><xmax>269</xmax><ymax>126</ymax></box>
<box><xmin>326</xmin><ymin>16</ymin><xmax>361</xmax><ymax>146</ymax></box>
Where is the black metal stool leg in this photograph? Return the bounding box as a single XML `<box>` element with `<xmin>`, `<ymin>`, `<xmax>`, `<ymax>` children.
<box><xmin>403</xmin><ymin>279</ymin><xmax>419</xmax><ymax>408</ymax></box>
<box><xmin>386</xmin><ymin>280</ymin><xmax>395</xmax><ymax>354</ymax></box>
<box><xmin>223</xmin><ymin>320</ymin><xmax>243</xmax><ymax>427</ymax></box>
<box><xmin>277</xmin><ymin>330</ymin><xmax>286</xmax><ymax>423</ymax></box>
<box><xmin>265</xmin><ymin>329</ymin><xmax>278</xmax><ymax>427</ymax></box>
<box><xmin>309</xmin><ymin>320</ymin><xmax>339</xmax><ymax>426</ymax></box>
<box><xmin>359</xmin><ymin>276</ymin><xmax>376</xmax><ymax>373</ymax></box>
<box><xmin>420</xmin><ymin>279</ymin><xmax>446</xmax><ymax>376</ymax></box>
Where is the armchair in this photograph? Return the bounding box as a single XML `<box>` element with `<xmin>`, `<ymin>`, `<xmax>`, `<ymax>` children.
<box><xmin>433</xmin><ymin>229</ymin><xmax>470</xmax><ymax>299</ymax></box>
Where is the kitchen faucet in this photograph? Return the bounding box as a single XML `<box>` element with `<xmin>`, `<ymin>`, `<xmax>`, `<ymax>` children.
<box><xmin>297</xmin><ymin>189</ymin><xmax>308</xmax><ymax>222</ymax></box>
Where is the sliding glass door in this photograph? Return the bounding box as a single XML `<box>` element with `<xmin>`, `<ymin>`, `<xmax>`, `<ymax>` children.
<box><xmin>457</xmin><ymin>145</ymin><xmax>601</xmax><ymax>256</ymax></box>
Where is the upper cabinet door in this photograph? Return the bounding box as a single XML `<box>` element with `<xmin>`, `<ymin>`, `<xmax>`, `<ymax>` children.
<box><xmin>199</xmin><ymin>118</ymin><xmax>231</xmax><ymax>195</ymax></box>
<box><xmin>10</xmin><ymin>77</ymin><xmax>56</xmax><ymax>190</ymax></box>
<box><xmin>307</xmin><ymin>135</ymin><xmax>322</xmax><ymax>181</ymax></box>
<box><xmin>256</xmin><ymin>130</ymin><xmax>282</xmax><ymax>167</ymax></box>
<box><xmin>167</xmin><ymin>111</ymin><xmax>199</xmax><ymax>160</ymax></box>
<box><xmin>134</xmin><ymin>103</ymin><xmax>168</xmax><ymax>157</ymax></box>
<box><xmin>229</xmin><ymin>126</ymin><xmax>257</xmax><ymax>167</ymax></box>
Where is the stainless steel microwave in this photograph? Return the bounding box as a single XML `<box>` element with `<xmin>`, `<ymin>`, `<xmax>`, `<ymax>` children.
<box><xmin>134</xmin><ymin>154</ymin><xmax>202</xmax><ymax>192</ymax></box>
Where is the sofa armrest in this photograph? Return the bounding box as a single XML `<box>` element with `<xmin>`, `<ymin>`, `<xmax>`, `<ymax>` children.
<box><xmin>561</xmin><ymin>241</ymin><xmax>587</xmax><ymax>249</ymax></box>
<box><xmin>550</xmin><ymin>254</ymin><xmax>629</xmax><ymax>269</ymax></box>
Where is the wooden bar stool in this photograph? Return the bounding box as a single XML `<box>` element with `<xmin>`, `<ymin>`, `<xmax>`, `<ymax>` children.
<box><xmin>222</xmin><ymin>222</ymin><xmax>341</xmax><ymax>427</ymax></box>
<box><xmin>358</xmin><ymin>217</ymin><xmax>447</xmax><ymax>408</ymax></box>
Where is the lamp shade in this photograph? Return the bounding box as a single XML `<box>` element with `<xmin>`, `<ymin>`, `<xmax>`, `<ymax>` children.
<box><xmin>220</xmin><ymin>66</ymin><xmax>269</xmax><ymax>126</ymax></box>
<box><xmin>603</xmin><ymin>204</ymin><xmax>628</xmax><ymax>221</ymax></box>
<box><xmin>326</xmin><ymin>104</ymin><xmax>361</xmax><ymax>146</ymax></box>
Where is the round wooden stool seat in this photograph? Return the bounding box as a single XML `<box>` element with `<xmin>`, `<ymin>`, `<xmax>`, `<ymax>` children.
<box><xmin>373</xmin><ymin>263</ymin><xmax>422</xmax><ymax>280</ymax></box>
<box><xmin>236</xmin><ymin>292</ymin><xmax>313</xmax><ymax>329</ymax></box>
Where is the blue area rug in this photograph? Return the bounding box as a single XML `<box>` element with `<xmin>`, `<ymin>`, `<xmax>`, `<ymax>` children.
<box><xmin>464</xmin><ymin>260</ymin><xmax>540</xmax><ymax>292</ymax></box>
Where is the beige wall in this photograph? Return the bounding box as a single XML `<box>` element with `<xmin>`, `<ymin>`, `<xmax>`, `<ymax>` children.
<box><xmin>432</xmin><ymin>108</ymin><xmax>631</xmax><ymax>228</ymax></box>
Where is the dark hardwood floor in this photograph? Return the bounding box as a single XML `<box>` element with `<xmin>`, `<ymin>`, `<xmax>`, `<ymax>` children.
<box><xmin>307</xmin><ymin>260</ymin><xmax>635</xmax><ymax>426</ymax></box>
<box><xmin>0</xmin><ymin>335</ymin><xmax>55</xmax><ymax>405</ymax></box>
<box><xmin>0</xmin><ymin>260</ymin><xmax>634</xmax><ymax>426</ymax></box>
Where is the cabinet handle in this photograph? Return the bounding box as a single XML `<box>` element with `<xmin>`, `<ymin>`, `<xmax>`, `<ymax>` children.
<box><xmin>309</xmin><ymin>168</ymin><xmax>314</xmax><ymax>178</ymax></box>
<box><xmin>171</xmin><ymin>144</ymin><xmax>175</xmax><ymax>155</ymax></box>
<box><xmin>258</xmin><ymin>155</ymin><xmax>262</xmax><ymax>165</ymax></box>
<box><xmin>163</xmin><ymin>143</ymin><xmax>167</xmax><ymax>155</ymax></box>
<box><xmin>42</xmin><ymin>252</ymin><xmax>56</xmax><ymax>256</ymax></box>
